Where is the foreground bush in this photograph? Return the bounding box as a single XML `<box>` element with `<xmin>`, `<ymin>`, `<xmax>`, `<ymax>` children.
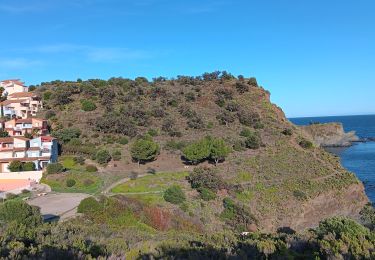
<box><xmin>164</xmin><ymin>185</ymin><xmax>186</xmax><ymax>204</ymax></box>
<box><xmin>46</xmin><ymin>163</ymin><xmax>64</xmax><ymax>174</ymax></box>
<box><xmin>0</xmin><ymin>200</ymin><xmax>43</xmax><ymax>227</ymax></box>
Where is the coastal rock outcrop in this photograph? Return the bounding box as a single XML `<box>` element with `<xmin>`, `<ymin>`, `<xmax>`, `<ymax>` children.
<box><xmin>301</xmin><ymin>122</ymin><xmax>359</xmax><ymax>147</ymax></box>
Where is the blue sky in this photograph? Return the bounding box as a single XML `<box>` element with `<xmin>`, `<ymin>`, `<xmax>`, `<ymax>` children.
<box><xmin>0</xmin><ymin>0</ymin><xmax>374</xmax><ymax>117</ymax></box>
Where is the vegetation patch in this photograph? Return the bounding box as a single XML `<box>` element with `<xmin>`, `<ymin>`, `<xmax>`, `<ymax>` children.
<box><xmin>111</xmin><ymin>172</ymin><xmax>189</xmax><ymax>194</ymax></box>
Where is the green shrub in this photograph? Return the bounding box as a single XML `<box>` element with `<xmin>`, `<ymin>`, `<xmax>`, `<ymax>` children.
<box><xmin>96</xmin><ymin>149</ymin><xmax>112</xmax><ymax>165</ymax></box>
<box><xmin>86</xmin><ymin>165</ymin><xmax>98</xmax><ymax>172</ymax></box>
<box><xmin>248</xmin><ymin>77</ymin><xmax>258</xmax><ymax>87</ymax></box>
<box><xmin>233</xmin><ymin>139</ymin><xmax>246</xmax><ymax>152</ymax></box>
<box><xmin>235</xmin><ymin>82</ymin><xmax>249</xmax><ymax>94</ymax></box>
<box><xmin>52</xmin><ymin>128</ymin><xmax>81</xmax><ymax>144</ymax></box>
<box><xmin>43</xmin><ymin>91</ymin><xmax>52</xmax><ymax>100</ymax></box>
<box><xmin>66</xmin><ymin>179</ymin><xmax>76</xmax><ymax>187</ymax></box>
<box><xmin>198</xmin><ymin>188</ymin><xmax>216</xmax><ymax>201</ymax></box>
<box><xmin>112</xmin><ymin>150</ymin><xmax>122</xmax><ymax>161</ymax></box>
<box><xmin>8</xmin><ymin>161</ymin><xmax>23</xmax><ymax>172</ymax></box>
<box><xmin>23</xmin><ymin>162</ymin><xmax>36</xmax><ymax>171</ymax></box>
<box><xmin>163</xmin><ymin>185</ymin><xmax>186</xmax><ymax>204</ymax></box>
<box><xmin>73</xmin><ymin>156</ymin><xmax>85</xmax><ymax>165</ymax></box>
<box><xmin>24</xmin><ymin>132</ymin><xmax>33</xmax><ymax>139</ymax></box>
<box><xmin>221</xmin><ymin>198</ymin><xmax>236</xmax><ymax>220</ymax></box>
<box><xmin>5</xmin><ymin>193</ymin><xmax>18</xmax><ymax>200</ymax></box>
<box><xmin>299</xmin><ymin>139</ymin><xmax>313</xmax><ymax>149</ymax></box>
<box><xmin>293</xmin><ymin>190</ymin><xmax>308</xmax><ymax>201</ymax></box>
<box><xmin>83</xmin><ymin>179</ymin><xmax>95</xmax><ymax>186</ymax></box>
<box><xmin>245</xmin><ymin>134</ymin><xmax>261</xmax><ymax>149</ymax></box>
<box><xmin>240</xmin><ymin>128</ymin><xmax>253</xmax><ymax>138</ymax></box>
<box><xmin>0</xmin><ymin>129</ymin><xmax>9</xmax><ymax>137</ymax></box>
<box><xmin>182</xmin><ymin>138</ymin><xmax>211</xmax><ymax>164</ymax></box>
<box><xmin>118</xmin><ymin>137</ymin><xmax>129</xmax><ymax>145</ymax></box>
<box><xmin>0</xmin><ymin>200</ymin><xmax>43</xmax><ymax>227</ymax></box>
<box><xmin>47</xmin><ymin>163</ymin><xmax>64</xmax><ymax>174</ymax></box>
<box><xmin>80</xmin><ymin>99</ymin><xmax>97</xmax><ymax>111</ymax></box>
<box><xmin>147</xmin><ymin>128</ymin><xmax>159</xmax><ymax>137</ymax></box>
<box><xmin>315</xmin><ymin>217</ymin><xmax>371</xmax><ymax>240</ymax></box>
<box><xmin>187</xmin><ymin>167</ymin><xmax>227</xmax><ymax>191</ymax></box>
<box><xmin>237</xmin><ymin>110</ymin><xmax>261</xmax><ymax>127</ymax></box>
<box><xmin>69</xmin><ymin>138</ymin><xmax>82</xmax><ymax>146</ymax></box>
<box><xmin>77</xmin><ymin>197</ymin><xmax>102</xmax><ymax>214</ymax></box>
<box><xmin>360</xmin><ymin>204</ymin><xmax>375</xmax><ymax>230</ymax></box>
<box><xmin>282</xmin><ymin>128</ymin><xmax>293</xmax><ymax>136</ymax></box>
<box><xmin>45</xmin><ymin>110</ymin><xmax>56</xmax><ymax>119</ymax></box>
<box><xmin>165</xmin><ymin>140</ymin><xmax>187</xmax><ymax>151</ymax></box>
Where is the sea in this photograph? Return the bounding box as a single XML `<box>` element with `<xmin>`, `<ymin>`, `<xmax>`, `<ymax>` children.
<box><xmin>290</xmin><ymin>115</ymin><xmax>375</xmax><ymax>203</ymax></box>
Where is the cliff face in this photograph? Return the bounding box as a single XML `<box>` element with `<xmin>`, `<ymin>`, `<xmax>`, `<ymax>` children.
<box><xmin>287</xmin><ymin>183</ymin><xmax>368</xmax><ymax>231</ymax></box>
<box><xmin>301</xmin><ymin>123</ymin><xmax>359</xmax><ymax>147</ymax></box>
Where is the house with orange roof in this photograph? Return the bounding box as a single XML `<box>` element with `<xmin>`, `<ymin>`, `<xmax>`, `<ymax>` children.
<box><xmin>1</xmin><ymin>92</ymin><xmax>43</xmax><ymax>118</ymax></box>
<box><xmin>3</xmin><ymin>118</ymin><xmax>48</xmax><ymax>137</ymax></box>
<box><xmin>0</xmin><ymin>79</ymin><xmax>28</xmax><ymax>96</ymax></box>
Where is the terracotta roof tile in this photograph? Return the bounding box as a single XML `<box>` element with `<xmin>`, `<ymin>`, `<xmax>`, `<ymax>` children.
<box><xmin>8</xmin><ymin>92</ymin><xmax>36</xmax><ymax>98</ymax></box>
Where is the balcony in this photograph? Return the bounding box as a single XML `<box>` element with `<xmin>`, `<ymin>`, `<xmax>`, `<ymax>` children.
<box><xmin>14</xmin><ymin>125</ymin><xmax>32</xmax><ymax>130</ymax></box>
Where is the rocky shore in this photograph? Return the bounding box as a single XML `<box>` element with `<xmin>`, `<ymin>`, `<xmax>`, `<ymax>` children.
<box><xmin>301</xmin><ymin>122</ymin><xmax>360</xmax><ymax>147</ymax></box>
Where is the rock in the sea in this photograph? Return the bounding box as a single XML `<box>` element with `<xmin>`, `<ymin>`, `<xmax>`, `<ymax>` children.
<box><xmin>300</xmin><ymin>122</ymin><xmax>359</xmax><ymax>147</ymax></box>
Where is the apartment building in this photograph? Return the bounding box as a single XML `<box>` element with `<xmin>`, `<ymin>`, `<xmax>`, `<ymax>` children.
<box><xmin>0</xmin><ymin>136</ymin><xmax>58</xmax><ymax>172</ymax></box>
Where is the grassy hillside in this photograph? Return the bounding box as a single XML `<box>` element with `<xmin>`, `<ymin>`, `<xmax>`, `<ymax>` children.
<box><xmin>33</xmin><ymin>72</ymin><xmax>367</xmax><ymax>232</ymax></box>
<box><xmin>0</xmin><ymin>72</ymin><xmax>373</xmax><ymax>259</ymax></box>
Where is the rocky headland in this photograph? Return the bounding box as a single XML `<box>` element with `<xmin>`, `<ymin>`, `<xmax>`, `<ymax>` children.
<box><xmin>301</xmin><ymin>122</ymin><xmax>360</xmax><ymax>147</ymax></box>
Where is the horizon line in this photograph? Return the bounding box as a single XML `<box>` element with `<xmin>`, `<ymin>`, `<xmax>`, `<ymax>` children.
<box><xmin>288</xmin><ymin>113</ymin><xmax>375</xmax><ymax>119</ymax></box>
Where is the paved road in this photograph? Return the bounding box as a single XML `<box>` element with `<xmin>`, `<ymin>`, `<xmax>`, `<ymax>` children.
<box><xmin>28</xmin><ymin>193</ymin><xmax>89</xmax><ymax>221</ymax></box>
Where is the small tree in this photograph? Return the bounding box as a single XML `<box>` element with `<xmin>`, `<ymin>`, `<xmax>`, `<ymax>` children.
<box><xmin>130</xmin><ymin>137</ymin><xmax>160</xmax><ymax>166</ymax></box>
<box><xmin>52</xmin><ymin>128</ymin><xmax>81</xmax><ymax>144</ymax></box>
<box><xmin>182</xmin><ymin>139</ymin><xmax>211</xmax><ymax>164</ymax></box>
<box><xmin>163</xmin><ymin>185</ymin><xmax>186</xmax><ymax>204</ymax></box>
<box><xmin>8</xmin><ymin>161</ymin><xmax>23</xmax><ymax>172</ymax></box>
<box><xmin>96</xmin><ymin>149</ymin><xmax>112</xmax><ymax>165</ymax></box>
<box><xmin>210</xmin><ymin>138</ymin><xmax>230</xmax><ymax>165</ymax></box>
